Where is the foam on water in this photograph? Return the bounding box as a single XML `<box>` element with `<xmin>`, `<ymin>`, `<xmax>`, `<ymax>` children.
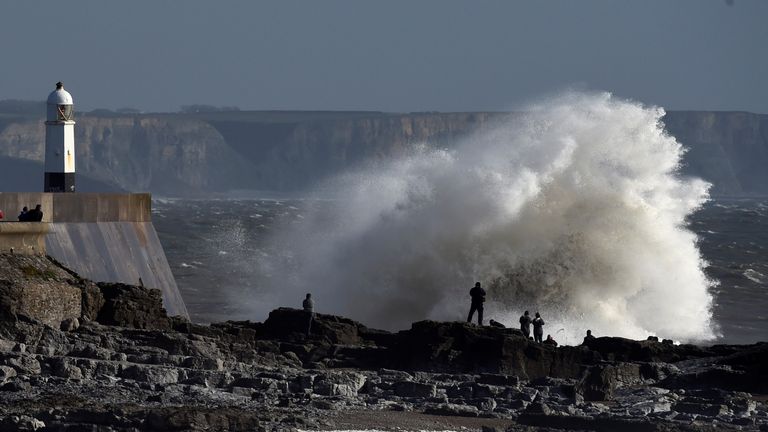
<box><xmin>261</xmin><ymin>92</ymin><xmax>716</xmax><ymax>343</ymax></box>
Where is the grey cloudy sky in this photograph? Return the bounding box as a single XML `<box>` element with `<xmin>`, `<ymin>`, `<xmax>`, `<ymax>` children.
<box><xmin>1</xmin><ymin>1</ymin><xmax>766</xmax><ymax>113</ymax></box>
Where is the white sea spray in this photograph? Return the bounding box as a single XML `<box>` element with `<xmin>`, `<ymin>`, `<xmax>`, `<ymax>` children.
<box><xmin>261</xmin><ymin>92</ymin><xmax>716</xmax><ymax>343</ymax></box>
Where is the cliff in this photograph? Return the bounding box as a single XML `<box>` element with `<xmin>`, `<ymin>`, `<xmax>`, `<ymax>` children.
<box><xmin>1</xmin><ymin>109</ymin><xmax>766</xmax><ymax>196</ymax></box>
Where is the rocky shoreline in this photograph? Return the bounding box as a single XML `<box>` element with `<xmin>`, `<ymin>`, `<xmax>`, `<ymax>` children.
<box><xmin>0</xmin><ymin>254</ymin><xmax>766</xmax><ymax>431</ymax></box>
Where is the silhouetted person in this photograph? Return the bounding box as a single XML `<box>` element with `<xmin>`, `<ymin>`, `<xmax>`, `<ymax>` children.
<box><xmin>18</xmin><ymin>207</ymin><xmax>28</xmax><ymax>221</ymax></box>
<box><xmin>467</xmin><ymin>282</ymin><xmax>486</xmax><ymax>325</ymax></box>
<box><xmin>519</xmin><ymin>310</ymin><xmax>532</xmax><ymax>338</ymax></box>
<box><xmin>543</xmin><ymin>334</ymin><xmax>558</xmax><ymax>347</ymax></box>
<box><xmin>582</xmin><ymin>329</ymin><xmax>596</xmax><ymax>345</ymax></box>
<box><xmin>26</xmin><ymin>205</ymin><xmax>43</xmax><ymax>222</ymax></box>
<box><xmin>532</xmin><ymin>312</ymin><xmax>545</xmax><ymax>343</ymax></box>
<box><xmin>303</xmin><ymin>293</ymin><xmax>314</xmax><ymax>337</ymax></box>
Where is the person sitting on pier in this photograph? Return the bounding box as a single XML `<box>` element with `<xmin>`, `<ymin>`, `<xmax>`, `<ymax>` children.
<box><xmin>26</xmin><ymin>205</ymin><xmax>43</xmax><ymax>222</ymax></box>
<box><xmin>18</xmin><ymin>207</ymin><xmax>28</xmax><ymax>221</ymax></box>
<box><xmin>543</xmin><ymin>334</ymin><xmax>558</xmax><ymax>346</ymax></box>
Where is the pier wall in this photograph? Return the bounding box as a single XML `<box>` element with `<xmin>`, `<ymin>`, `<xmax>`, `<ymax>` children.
<box><xmin>0</xmin><ymin>193</ymin><xmax>188</xmax><ymax>318</ymax></box>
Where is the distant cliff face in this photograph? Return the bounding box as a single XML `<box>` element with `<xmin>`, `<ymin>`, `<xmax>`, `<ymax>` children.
<box><xmin>663</xmin><ymin>111</ymin><xmax>768</xmax><ymax>196</ymax></box>
<box><xmin>0</xmin><ymin>110</ymin><xmax>766</xmax><ymax>196</ymax></box>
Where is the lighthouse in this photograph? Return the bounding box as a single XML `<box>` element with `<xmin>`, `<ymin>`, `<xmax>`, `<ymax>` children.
<box><xmin>44</xmin><ymin>82</ymin><xmax>76</xmax><ymax>192</ymax></box>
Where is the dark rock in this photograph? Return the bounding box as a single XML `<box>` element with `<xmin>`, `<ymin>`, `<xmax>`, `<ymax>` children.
<box><xmin>583</xmin><ymin>336</ymin><xmax>724</xmax><ymax>363</ymax></box>
<box><xmin>60</xmin><ymin>317</ymin><xmax>80</xmax><ymax>332</ymax></box>
<box><xmin>393</xmin><ymin>381</ymin><xmax>436</xmax><ymax>398</ymax></box>
<box><xmin>392</xmin><ymin>320</ymin><xmax>597</xmax><ymax>379</ymax></box>
<box><xmin>143</xmin><ymin>406</ymin><xmax>262</xmax><ymax>431</ymax></box>
<box><xmin>0</xmin><ymin>380</ymin><xmax>31</xmax><ymax>392</ymax></box>
<box><xmin>79</xmin><ymin>281</ymin><xmax>105</xmax><ymax>322</ymax></box>
<box><xmin>673</xmin><ymin>402</ymin><xmax>730</xmax><ymax>417</ymax></box>
<box><xmin>525</xmin><ymin>401</ymin><xmax>552</xmax><ymax>415</ymax></box>
<box><xmin>424</xmin><ymin>403</ymin><xmax>480</xmax><ymax>417</ymax></box>
<box><xmin>261</xmin><ymin>308</ymin><xmax>366</xmax><ymax>345</ymax></box>
<box><xmin>96</xmin><ymin>282</ymin><xmax>171</xmax><ymax>330</ymax></box>
<box><xmin>120</xmin><ymin>364</ymin><xmax>179</xmax><ymax>384</ymax></box>
<box><xmin>476</xmin><ymin>373</ymin><xmax>519</xmax><ymax>386</ymax></box>
<box><xmin>577</xmin><ymin>362</ymin><xmax>642</xmax><ymax>401</ymax></box>
<box><xmin>0</xmin><ymin>415</ymin><xmax>45</xmax><ymax>431</ymax></box>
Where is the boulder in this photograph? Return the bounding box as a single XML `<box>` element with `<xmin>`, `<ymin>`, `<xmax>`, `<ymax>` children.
<box><xmin>393</xmin><ymin>381</ymin><xmax>436</xmax><ymax>398</ymax></box>
<box><xmin>261</xmin><ymin>308</ymin><xmax>366</xmax><ymax>344</ymax></box>
<box><xmin>577</xmin><ymin>362</ymin><xmax>642</xmax><ymax>401</ymax></box>
<box><xmin>120</xmin><ymin>364</ymin><xmax>179</xmax><ymax>384</ymax></box>
<box><xmin>60</xmin><ymin>317</ymin><xmax>80</xmax><ymax>332</ymax></box>
<box><xmin>96</xmin><ymin>282</ymin><xmax>170</xmax><ymax>330</ymax></box>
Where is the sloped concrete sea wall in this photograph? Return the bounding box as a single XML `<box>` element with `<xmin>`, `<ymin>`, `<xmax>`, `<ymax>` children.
<box><xmin>0</xmin><ymin>193</ymin><xmax>188</xmax><ymax>318</ymax></box>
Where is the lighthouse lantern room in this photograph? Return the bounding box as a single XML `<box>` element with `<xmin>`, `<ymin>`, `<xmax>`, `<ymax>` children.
<box><xmin>44</xmin><ymin>81</ymin><xmax>76</xmax><ymax>192</ymax></box>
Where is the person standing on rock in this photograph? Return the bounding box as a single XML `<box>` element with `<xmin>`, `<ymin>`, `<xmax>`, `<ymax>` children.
<box><xmin>519</xmin><ymin>310</ymin><xmax>532</xmax><ymax>338</ymax></box>
<box><xmin>303</xmin><ymin>293</ymin><xmax>314</xmax><ymax>337</ymax></box>
<box><xmin>467</xmin><ymin>282</ymin><xmax>486</xmax><ymax>326</ymax></box>
<box><xmin>532</xmin><ymin>312</ymin><xmax>545</xmax><ymax>343</ymax></box>
<box><xmin>582</xmin><ymin>329</ymin><xmax>596</xmax><ymax>345</ymax></box>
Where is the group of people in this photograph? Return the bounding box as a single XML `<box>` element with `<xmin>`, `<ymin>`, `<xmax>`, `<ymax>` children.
<box><xmin>466</xmin><ymin>281</ymin><xmax>596</xmax><ymax>347</ymax></box>
<box><xmin>17</xmin><ymin>205</ymin><xmax>44</xmax><ymax>222</ymax></box>
<box><xmin>0</xmin><ymin>205</ymin><xmax>43</xmax><ymax>222</ymax></box>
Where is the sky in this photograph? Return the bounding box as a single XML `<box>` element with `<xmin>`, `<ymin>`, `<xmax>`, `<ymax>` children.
<box><xmin>1</xmin><ymin>1</ymin><xmax>766</xmax><ymax>113</ymax></box>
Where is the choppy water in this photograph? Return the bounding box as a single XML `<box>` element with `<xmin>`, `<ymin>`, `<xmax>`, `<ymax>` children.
<box><xmin>153</xmin><ymin>197</ymin><xmax>768</xmax><ymax>345</ymax></box>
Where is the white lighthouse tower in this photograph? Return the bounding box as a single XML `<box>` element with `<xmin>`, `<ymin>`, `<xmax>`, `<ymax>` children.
<box><xmin>44</xmin><ymin>82</ymin><xmax>76</xmax><ymax>192</ymax></box>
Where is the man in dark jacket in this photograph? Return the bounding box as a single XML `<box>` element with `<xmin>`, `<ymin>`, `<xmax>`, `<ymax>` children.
<box><xmin>519</xmin><ymin>310</ymin><xmax>532</xmax><ymax>338</ymax></box>
<box><xmin>467</xmin><ymin>282</ymin><xmax>486</xmax><ymax>325</ymax></box>
<box><xmin>26</xmin><ymin>205</ymin><xmax>43</xmax><ymax>222</ymax></box>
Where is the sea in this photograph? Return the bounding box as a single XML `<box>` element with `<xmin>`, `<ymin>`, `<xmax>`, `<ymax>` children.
<box><xmin>152</xmin><ymin>197</ymin><xmax>768</xmax><ymax>346</ymax></box>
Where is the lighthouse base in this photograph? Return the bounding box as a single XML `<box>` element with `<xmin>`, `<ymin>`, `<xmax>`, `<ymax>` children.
<box><xmin>44</xmin><ymin>172</ymin><xmax>75</xmax><ymax>193</ymax></box>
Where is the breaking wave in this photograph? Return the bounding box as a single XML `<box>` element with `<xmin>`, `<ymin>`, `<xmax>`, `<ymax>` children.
<box><xmin>262</xmin><ymin>92</ymin><xmax>716</xmax><ymax>343</ymax></box>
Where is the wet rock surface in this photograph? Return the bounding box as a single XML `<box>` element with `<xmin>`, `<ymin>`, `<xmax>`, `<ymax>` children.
<box><xmin>0</xmin><ymin>254</ymin><xmax>766</xmax><ymax>431</ymax></box>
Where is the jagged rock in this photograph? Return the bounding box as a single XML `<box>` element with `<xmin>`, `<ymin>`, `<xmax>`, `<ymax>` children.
<box><xmin>582</xmin><ymin>336</ymin><xmax>726</xmax><ymax>363</ymax></box>
<box><xmin>0</xmin><ymin>415</ymin><xmax>45</xmax><ymax>431</ymax></box>
<box><xmin>393</xmin><ymin>381</ymin><xmax>436</xmax><ymax>398</ymax></box>
<box><xmin>673</xmin><ymin>401</ymin><xmax>731</xmax><ymax>417</ymax></box>
<box><xmin>261</xmin><ymin>308</ymin><xmax>367</xmax><ymax>344</ymax></box>
<box><xmin>0</xmin><ymin>255</ymin><xmax>81</xmax><ymax>327</ymax></box>
<box><xmin>60</xmin><ymin>317</ymin><xmax>80</xmax><ymax>332</ymax></box>
<box><xmin>52</xmin><ymin>358</ymin><xmax>82</xmax><ymax>380</ymax></box>
<box><xmin>392</xmin><ymin>320</ymin><xmax>598</xmax><ymax>378</ymax></box>
<box><xmin>96</xmin><ymin>282</ymin><xmax>171</xmax><ymax>330</ymax></box>
<box><xmin>475</xmin><ymin>397</ymin><xmax>497</xmax><ymax>412</ymax></box>
<box><xmin>577</xmin><ymin>362</ymin><xmax>642</xmax><ymax>401</ymax></box>
<box><xmin>476</xmin><ymin>373</ymin><xmax>519</xmax><ymax>386</ymax></box>
<box><xmin>1</xmin><ymin>353</ymin><xmax>41</xmax><ymax>375</ymax></box>
<box><xmin>79</xmin><ymin>280</ymin><xmax>105</xmax><ymax>322</ymax></box>
<box><xmin>0</xmin><ymin>380</ymin><xmax>31</xmax><ymax>392</ymax></box>
<box><xmin>120</xmin><ymin>364</ymin><xmax>179</xmax><ymax>384</ymax></box>
<box><xmin>0</xmin><ymin>365</ymin><xmax>17</xmax><ymax>383</ymax></box>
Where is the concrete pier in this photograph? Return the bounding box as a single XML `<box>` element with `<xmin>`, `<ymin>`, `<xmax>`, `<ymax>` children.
<box><xmin>0</xmin><ymin>193</ymin><xmax>188</xmax><ymax>318</ymax></box>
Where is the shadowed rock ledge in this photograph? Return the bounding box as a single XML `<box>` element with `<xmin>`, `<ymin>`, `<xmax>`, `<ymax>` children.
<box><xmin>0</xmin><ymin>253</ymin><xmax>766</xmax><ymax>431</ymax></box>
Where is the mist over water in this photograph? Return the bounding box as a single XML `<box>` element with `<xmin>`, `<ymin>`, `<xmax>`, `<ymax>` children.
<box><xmin>261</xmin><ymin>92</ymin><xmax>716</xmax><ymax>343</ymax></box>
